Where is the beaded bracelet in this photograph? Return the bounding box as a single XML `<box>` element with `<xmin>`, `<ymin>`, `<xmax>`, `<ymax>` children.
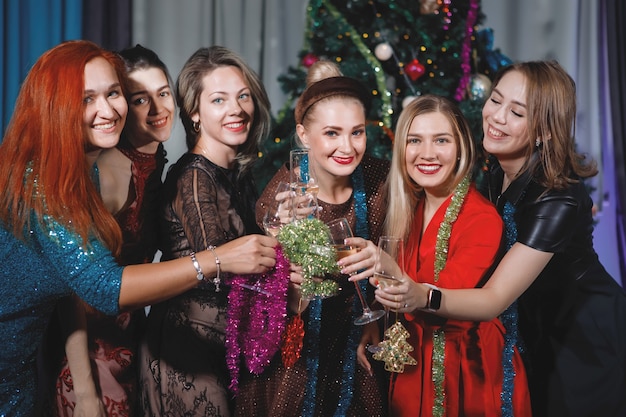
<box><xmin>189</xmin><ymin>252</ymin><xmax>204</xmax><ymax>281</ymax></box>
<box><xmin>207</xmin><ymin>245</ymin><xmax>221</xmax><ymax>292</ymax></box>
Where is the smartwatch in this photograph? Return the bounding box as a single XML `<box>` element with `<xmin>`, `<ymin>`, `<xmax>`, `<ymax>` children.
<box><xmin>423</xmin><ymin>283</ymin><xmax>442</xmax><ymax>311</ymax></box>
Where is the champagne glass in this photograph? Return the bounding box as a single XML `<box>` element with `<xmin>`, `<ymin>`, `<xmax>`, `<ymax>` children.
<box><xmin>327</xmin><ymin>218</ymin><xmax>385</xmax><ymax>325</ymax></box>
<box><xmin>289</xmin><ymin>148</ymin><xmax>319</xmax><ymax>219</ymax></box>
<box><xmin>262</xmin><ymin>181</ymin><xmax>293</xmax><ymax>237</ymax></box>
<box><xmin>237</xmin><ymin>183</ymin><xmax>294</xmax><ymax>297</ymax></box>
<box><xmin>368</xmin><ymin>236</ymin><xmax>405</xmax><ymax>352</ymax></box>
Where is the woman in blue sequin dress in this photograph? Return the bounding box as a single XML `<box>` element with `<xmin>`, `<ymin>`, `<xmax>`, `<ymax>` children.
<box><xmin>49</xmin><ymin>44</ymin><xmax>175</xmax><ymax>417</ymax></box>
<box><xmin>0</xmin><ymin>40</ymin><xmax>277</xmax><ymax>417</ymax></box>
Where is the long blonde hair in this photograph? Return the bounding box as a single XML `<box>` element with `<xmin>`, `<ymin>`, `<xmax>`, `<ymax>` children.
<box><xmin>385</xmin><ymin>95</ymin><xmax>476</xmax><ymax>239</ymax></box>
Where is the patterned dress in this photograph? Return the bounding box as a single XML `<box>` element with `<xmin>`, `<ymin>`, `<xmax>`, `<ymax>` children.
<box><xmin>234</xmin><ymin>155</ymin><xmax>390</xmax><ymax>417</ymax></box>
<box><xmin>391</xmin><ymin>186</ymin><xmax>531</xmax><ymax>417</ymax></box>
<box><xmin>53</xmin><ymin>144</ymin><xmax>166</xmax><ymax>417</ymax></box>
<box><xmin>139</xmin><ymin>153</ymin><xmax>261</xmax><ymax>416</ymax></box>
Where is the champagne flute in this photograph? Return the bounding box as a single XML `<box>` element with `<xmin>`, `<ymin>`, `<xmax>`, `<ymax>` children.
<box><xmin>368</xmin><ymin>236</ymin><xmax>405</xmax><ymax>353</ymax></box>
<box><xmin>237</xmin><ymin>183</ymin><xmax>294</xmax><ymax>297</ymax></box>
<box><xmin>327</xmin><ymin>218</ymin><xmax>385</xmax><ymax>325</ymax></box>
<box><xmin>262</xmin><ymin>181</ymin><xmax>293</xmax><ymax>237</ymax></box>
<box><xmin>289</xmin><ymin>148</ymin><xmax>319</xmax><ymax>220</ymax></box>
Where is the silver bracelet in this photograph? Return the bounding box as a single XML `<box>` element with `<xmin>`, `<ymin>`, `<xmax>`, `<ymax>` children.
<box><xmin>207</xmin><ymin>245</ymin><xmax>221</xmax><ymax>292</ymax></box>
<box><xmin>189</xmin><ymin>252</ymin><xmax>204</xmax><ymax>281</ymax></box>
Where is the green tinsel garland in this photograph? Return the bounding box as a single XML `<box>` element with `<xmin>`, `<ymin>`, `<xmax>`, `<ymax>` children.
<box><xmin>277</xmin><ymin>218</ymin><xmax>340</xmax><ymax>298</ymax></box>
<box><xmin>433</xmin><ymin>175</ymin><xmax>471</xmax><ymax>281</ymax></box>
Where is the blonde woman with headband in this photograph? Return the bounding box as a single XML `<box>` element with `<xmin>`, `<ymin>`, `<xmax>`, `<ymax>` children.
<box><xmin>236</xmin><ymin>60</ymin><xmax>390</xmax><ymax>417</ymax></box>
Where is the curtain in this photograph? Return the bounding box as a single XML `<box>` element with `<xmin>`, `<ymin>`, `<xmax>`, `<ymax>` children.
<box><xmin>132</xmin><ymin>0</ymin><xmax>309</xmax><ymax>168</ymax></box>
<box><xmin>482</xmin><ymin>0</ymin><xmax>623</xmax><ymax>282</ymax></box>
<box><xmin>1</xmin><ymin>0</ymin><xmax>82</xmax><ymax>136</ymax></box>
<box><xmin>603</xmin><ymin>0</ymin><xmax>626</xmax><ymax>284</ymax></box>
<box><xmin>81</xmin><ymin>0</ymin><xmax>132</xmax><ymax>51</ymax></box>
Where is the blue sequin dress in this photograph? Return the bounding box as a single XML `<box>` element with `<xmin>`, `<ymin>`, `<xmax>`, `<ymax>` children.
<box><xmin>0</xmin><ymin>215</ymin><xmax>123</xmax><ymax>417</ymax></box>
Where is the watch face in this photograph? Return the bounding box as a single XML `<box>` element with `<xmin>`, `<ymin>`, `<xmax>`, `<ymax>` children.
<box><xmin>430</xmin><ymin>289</ymin><xmax>442</xmax><ymax>310</ymax></box>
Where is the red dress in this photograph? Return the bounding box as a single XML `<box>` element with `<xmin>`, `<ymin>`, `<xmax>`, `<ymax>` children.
<box><xmin>390</xmin><ymin>186</ymin><xmax>531</xmax><ymax>417</ymax></box>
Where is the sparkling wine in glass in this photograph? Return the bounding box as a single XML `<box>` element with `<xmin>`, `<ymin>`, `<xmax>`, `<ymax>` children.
<box><xmin>289</xmin><ymin>148</ymin><xmax>318</xmax><ymax>219</ymax></box>
<box><xmin>262</xmin><ymin>181</ymin><xmax>293</xmax><ymax>237</ymax></box>
<box><xmin>327</xmin><ymin>218</ymin><xmax>385</xmax><ymax>325</ymax></box>
<box><xmin>368</xmin><ymin>236</ymin><xmax>405</xmax><ymax>353</ymax></box>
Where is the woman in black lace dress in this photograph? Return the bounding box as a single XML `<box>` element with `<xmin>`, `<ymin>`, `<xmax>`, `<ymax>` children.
<box><xmin>139</xmin><ymin>46</ymin><xmax>274</xmax><ymax>417</ymax></box>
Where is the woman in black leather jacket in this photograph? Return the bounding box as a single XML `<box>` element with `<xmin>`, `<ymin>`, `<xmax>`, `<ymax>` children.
<box><xmin>369</xmin><ymin>61</ymin><xmax>626</xmax><ymax>417</ymax></box>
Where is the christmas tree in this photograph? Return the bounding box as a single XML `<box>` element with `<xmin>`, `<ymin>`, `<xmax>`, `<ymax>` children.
<box><xmin>254</xmin><ymin>0</ymin><xmax>512</xmax><ymax>191</ymax></box>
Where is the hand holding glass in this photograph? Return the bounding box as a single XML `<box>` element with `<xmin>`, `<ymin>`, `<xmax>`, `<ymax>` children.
<box><xmin>327</xmin><ymin>218</ymin><xmax>385</xmax><ymax>325</ymax></box>
<box><xmin>373</xmin><ymin>236</ymin><xmax>405</xmax><ymax>290</ymax></box>
<box><xmin>368</xmin><ymin>236</ymin><xmax>405</xmax><ymax>352</ymax></box>
<box><xmin>240</xmin><ymin>182</ymin><xmax>293</xmax><ymax>296</ymax></box>
<box><xmin>262</xmin><ymin>181</ymin><xmax>293</xmax><ymax>237</ymax></box>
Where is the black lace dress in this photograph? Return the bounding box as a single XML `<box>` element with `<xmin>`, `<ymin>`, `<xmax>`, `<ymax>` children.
<box><xmin>138</xmin><ymin>153</ymin><xmax>261</xmax><ymax>417</ymax></box>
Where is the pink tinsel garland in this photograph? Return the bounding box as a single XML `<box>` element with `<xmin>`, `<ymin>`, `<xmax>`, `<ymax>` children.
<box><xmin>225</xmin><ymin>244</ymin><xmax>290</xmax><ymax>394</ymax></box>
<box><xmin>454</xmin><ymin>0</ymin><xmax>479</xmax><ymax>101</ymax></box>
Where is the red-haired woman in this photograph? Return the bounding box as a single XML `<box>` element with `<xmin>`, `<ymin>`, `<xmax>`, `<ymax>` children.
<box><xmin>0</xmin><ymin>40</ymin><xmax>277</xmax><ymax>417</ymax></box>
<box><xmin>50</xmin><ymin>44</ymin><xmax>177</xmax><ymax>417</ymax></box>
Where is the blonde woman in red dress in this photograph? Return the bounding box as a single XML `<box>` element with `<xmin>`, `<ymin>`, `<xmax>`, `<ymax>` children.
<box><xmin>358</xmin><ymin>95</ymin><xmax>531</xmax><ymax>416</ymax></box>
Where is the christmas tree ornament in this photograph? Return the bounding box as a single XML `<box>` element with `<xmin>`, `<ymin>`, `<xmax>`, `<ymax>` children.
<box><xmin>405</xmin><ymin>58</ymin><xmax>426</xmax><ymax>81</ymax></box>
<box><xmin>302</xmin><ymin>52</ymin><xmax>319</xmax><ymax>68</ymax></box>
<box><xmin>372</xmin><ymin>321</ymin><xmax>417</xmax><ymax>373</ymax></box>
<box><xmin>282</xmin><ymin>313</ymin><xmax>305</xmax><ymax>368</ymax></box>
<box><xmin>467</xmin><ymin>73</ymin><xmax>492</xmax><ymax>102</ymax></box>
<box><xmin>402</xmin><ymin>95</ymin><xmax>418</xmax><ymax>108</ymax></box>
<box><xmin>374</xmin><ymin>42</ymin><xmax>393</xmax><ymax>61</ymax></box>
<box><xmin>420</xmin><ymin>0</ymin><xmax>441</xmax><ymax>14</ymax></box>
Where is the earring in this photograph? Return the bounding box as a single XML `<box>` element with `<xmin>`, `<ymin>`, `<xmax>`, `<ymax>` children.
<box><xmin>535</xmin><ymin>138</ymin><xmax>541</xmax><ymax>147</ymax></box>
<box><xmin>193</xmin><ymin>121</ymin><xmax>200</xmax><ymax>133</ymax></box>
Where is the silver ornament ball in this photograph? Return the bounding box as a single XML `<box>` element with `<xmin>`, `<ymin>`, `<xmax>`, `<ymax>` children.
<box><xmin>467</xmin><ymin>74</ymin><xmax>492</xmax><ymax>102</ymax></box>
